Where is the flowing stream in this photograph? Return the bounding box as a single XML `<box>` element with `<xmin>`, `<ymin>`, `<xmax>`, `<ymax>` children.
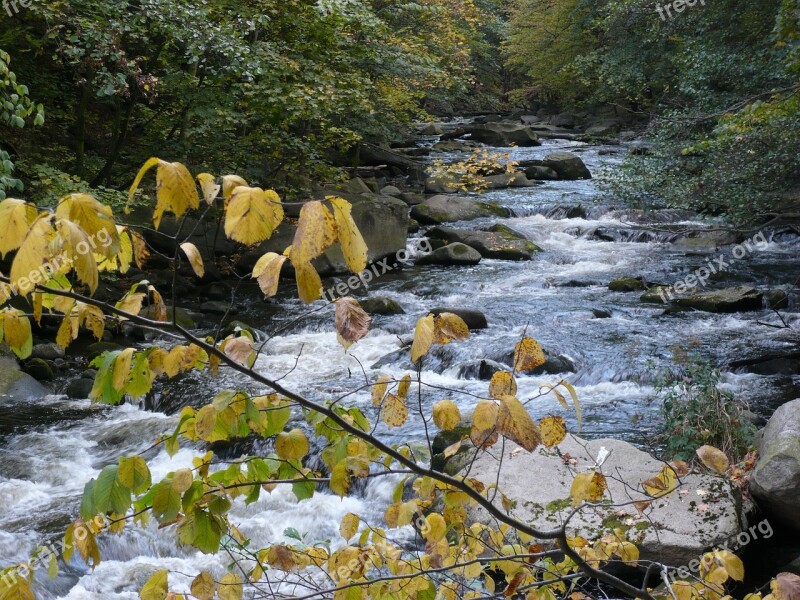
<box><xmin>1</xmin><ymin>136</ymin><xmax>798</xmax><ymax>598</ymax></box>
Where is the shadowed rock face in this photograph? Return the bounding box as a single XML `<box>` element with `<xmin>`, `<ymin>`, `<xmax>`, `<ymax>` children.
<box><xmin>427</xmin><ymin>225</ymin><xmax>542</xmax><ymax>261</ymax></box>
<box><xmin>0</xmin><ymin>356</ymin><xmax>49</xmax><ymax>404</ymax></box>
<box><xmin>446</xmin><ymin>434</ymin><xmax>753</xmax><ymax>567</ymax></box>
<box><xmin>751</xmin><ymin>399</ymin><xmax>800</xmax><ymax>529</ymax></box>
<box><xmin>411</xmin><ymin>195</ymin><xmax>510</xmax><ymax>225</ymax></box>
<box><xmin>541</xmin><ymin>152</ymin><xmax>592</xmax><ymax>180</ymax></box>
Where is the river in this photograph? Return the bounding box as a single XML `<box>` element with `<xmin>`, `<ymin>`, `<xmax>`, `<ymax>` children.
<box><xmin>1</xmin><ymin>135</ymin><xmax>798</xmax><ymax>598</ymax></box>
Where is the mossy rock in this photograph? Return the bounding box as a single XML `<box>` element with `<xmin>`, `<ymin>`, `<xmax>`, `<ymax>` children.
<box><xmin>608</xmin><ymin>277</ymin><xmax>647</xmax><ymax>292</ymax></box>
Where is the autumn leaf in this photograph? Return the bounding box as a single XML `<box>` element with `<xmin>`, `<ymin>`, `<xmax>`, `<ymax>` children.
<box><xmin>1</xmin><ymin>307</ymin><xmax>33</xmax><ymax>358</ymax></box>
<box><xmin>252</xmin><ymin>252</ymin><xmax>287</xmax><ymax>298</ymax></box>
<box><xmin>294</xmin><ymin>261</ymin><xmax>323</xmax><ymax>303</ymax></box>
<box><xmin>275</xmin><ymin>429</ymin><xmax>309</xmax><ymax>461</ymax></box>
<box><xmin>328</xmin><ymin>196</ymin><xmax>367</xmax><ymax>273</ymax></box>
<box><xmin>128</xmin><ymin>158</ymin><xmax>200</xmax><ymax>229</ymax></box>
<box><xmin>222</xmin><ymin>335</ymin><xmax>256</xmax><ymax>367</ymax></box>
<box><xmin>489</xmin><ymin>371</ymin><xmax>517</xmax><ymax>398</ymax></box>
<box><xmin>10</xmin><ymin>214</ymin><xmax>55</xmax><ymax>296</ymax></box>
<box><xmin>497</xmin><ymin>395</ymin><xmax>541</xmax><ymax>451</ymax></box>
<box><xmin>696</xmin><ymin>445</ymin><xmax>730</xmax><ymax>475</ymax></box>
<box><xmin>540</xmin><ymin>415</ymin><xmax>567</xmax><ymax>447</ymax></box>
<box><xmin>432</xmin><ymin>399</ymin><xmax>461</xmax><ymax>431</ymax></box>
<box><xmin>221</xmin><ymin>175</ymin><xmax>248</xmax><ymax>201</ymax></box>
<box><xmin>56</xmin><ymin>218</ymin><xmax>99</xmax><ymax>293</ymax></box>
<box><xmin>218</xmin><ymin>572</ymin><xmax>243</xmax><ymax>600</ymax></box>
<box><xmin>411</xmin><ymin>314</ymin><xmax>435</xmax><ymax>361</ymax></box>
<box><xmin>514</xmin><ymin>337</ymin><xmax>546</xmax><ymax>372</ymax></box>
<box><xmin>224</xmin><ymin>186</ymin><xmax>284</xmax><ymax>246</ymax></box>
<box><xmin>340</xmin><ymin>512</ymin><xmax>360</xmax><ymax>541</ymax></box>
<box><xmin>372</xmin><ymin>375</ymin><xmax>391</xmax><ymax>406</ymax></box>
<box><xmin>433</xmin><ymin>312</ymin><xmax>470</xmax><ymax>344</ymax></box>
<box><xmin>139</xmin><ymin>569</ymin><xmax>168</xmax><ymax>600</ymax></box>
<box><xmin>334</xmin><ymin>297</ymin><xmax>371</xmax><ymax>349</ymax></box>
<box><xmin>471</xmin><ymin>400</ymin><xmax>499</xmax><ymax>449</ymax></box>
<box><xmin>0</xmin><ymin>198</ymin><xmax>37</xmax><ymax>258</ymax></box>
<box><xmin>190</xmin><ymin>571</ymin><xmax>215</xmax><ymax>600</ymax></box>
<box><xmin>196</xmin><ymin>173</ymin><xmax>220</xmax><ymax>205</ymax></box>
<box><xmin>381</xmin><ymin>394</ymin><xmax>408</xmax><ymax>428</ymax></box>
<box><xmin>56</xmin><ymin>193</ymin><xmax>120</xmax><ymax>258</ymax></box>
<box><xmin>570</xmin><ymin>471</ymin><xmax>607</xmax><ymax>505</ymax></box>
<box><xmin>180</xmin><ymin>242</ymin><xmax>204</xmax><ymax>278</ymax></box>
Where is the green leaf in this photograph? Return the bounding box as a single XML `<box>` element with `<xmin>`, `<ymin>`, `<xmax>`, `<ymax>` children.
<box><xmin>119</xmin><ymin>456</ymin><xmax>152</xmax><ymax>494</ymax></box>
<box><xmin>151</xmin><ymin>480</ymin><xmax>182</xmax><ymax>523</ymax></box>
<box><xmin>177</xmin><ymin>509</ymin><xmax>224</xmax><ymax>553</ymax></box>
<box><xmin>93</xmin><ymin>465</ymin><xmax>132</xmax><ymax>515</ymax></box>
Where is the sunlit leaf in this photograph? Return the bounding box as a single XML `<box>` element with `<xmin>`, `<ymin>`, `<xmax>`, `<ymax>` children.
<box><xmin>334</xmin><ymin>297</ymin><xmax>371</xmax><ymax>349</ymax></box>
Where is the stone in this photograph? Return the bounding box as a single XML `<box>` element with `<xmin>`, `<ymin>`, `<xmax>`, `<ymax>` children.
<box><xmin>142</xmin><ymin>305</ymin><xmax>198</xmax><ymax>328</ymax></box>
<box><xmin>483</xmin><ymin>173</ymin><xmax>538</xmax><ymax>189</ymax></box>
<box><xmin>729</xmin><ymin>351</ymin><xmax>800</xmax><ymax>376</ymax></box>
<box><xmin>0</xmin><ymin>356</ymin><xmax>49</xmax><ymax>403</ymax></box>
<box><xmin>457</xmin><ymin>359</ymin><xmax>505</xmax><ymax>380</ymax></box>
<box><xmin>427</xmin><ymin>225</ymin><xmax>542</xmax><ymax>261</ymax></box>
<box><xmin>360</xmin><ymin>296</ymin><xmax>405</xmax><ymax>316</ymax></box>
<box><xmin>524</xmin><ymin>165</ymin><xmax>560</xmax><ymax>180</ymax></box>
<box><xmin>23</xmin><ymin>358</ymin><xmax>54</xmax><ymax>381</ymax></box>
<box><xmin>672</xmin><ymin>286</ymin><xmax>763</xmax><ymax>313</ymax></box>
<box><xmin>542</xmin><ymin>152</ymin><xmax>592</xmax><ymax>180</ymax></box>
<box><xmin>671</xmin><ymin>230</ymin><xmax>741</xmax><ymax>250</ymax></box>
<box><xmin>419</xmin><ymin>122</ymin><xmax>444</xmax><ymax>136</ymax></box>
<box><xmin>751</xmin><ymin>399</ymin><xmax>800</xmax><ymax>529</ymax></box>
<box><xmin>335</xmin><ymin>177</ymin><xmax>373</xmax><ymax>195</ymax></box>
<box><xmin>461</xmin><ymin>435</ymin><xmax>753</xmax><ymax>566</ymax></box>
<box><xmin>584</xmin><ymin>119</ymin><xmax>622</xmax><ymax>136</ymax></box>
<box><xmin>87</xmin><ymin>342</ymin><xmax>125</xmax><ymax>360</ymax></box>
<box><xmin>608</xmin><ymin>277</ymin><xmax>647</xmax><ymax>292</ymax></box>
<box><xmin>467</xmin><ymin>123</ymin><xmax>542</xmax><ymax>147</ymax></box>
<box><xmin>424</xmin><ymin>175</ymin><xmax>460</xmax><ymax>195</ymax></box>
<box><xmin>30</xmin><ymin>343</ymin><xmax>65</xmax><ymax>361</ymax></box>
<box><xmin>199</xmin><ymin>301</ymin><xmax>239</xmax><ymax>315</ymax></box>
<box><xmin>416</xmin><ymin>243</ymin><xmax>482</xmax><ymax>266</ymax></box>
<box><xmin>410</xmin><ymin>195</ymin><xmax>511</xmax><ymax>225</ymax></box>
<box><xmin>380</xmin><ymin>185</ymin><xmax>403</xmax><ymax>197</ymax></box>
<box><xmin>428</xmin><ymin>307</ymin><xmax>488</xmax><ymax>330</ymax></box>
<box><xmin>65</xmin><ymin>377</ymin><xmax>94</xmax><ymax>400</ymax></box>
<box><xmin>765</xmin><ymin>289</ymin><xmax>789</xmax><ymax>309</ymax></box>
<box><xmin>641</xmin><ymin>286</ymin><xmax>672</xmax><ymax>304</ymax></box>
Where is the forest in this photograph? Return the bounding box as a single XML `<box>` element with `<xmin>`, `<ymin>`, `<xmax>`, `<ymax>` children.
<box><xmin>0</xmin><ymin>1</ymin><xmax>798</xmax><ymax>600</ymax></box>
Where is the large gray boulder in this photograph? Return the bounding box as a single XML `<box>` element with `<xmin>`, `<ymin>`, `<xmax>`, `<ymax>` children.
<box><xmin>0</xmin><ymin>356</ymin><xmax>49</xmax><ymax>403</ymax></box>
<box><xmin>427</xmin><ymin>224</ymin><xmax>542</xmax><ymax>261</ymax></box>
<box><xmin>416</xmin><ymin>243</ymin><xmax>482</xmax><ymax>266</ymax></box>
<box><xmin>411</xmin><ymin>195</ymin><xmax>510</xmax><ymax>225</ymax></box>
<box><xmin>467</xmin><ymin>123</ymin><xmax>542</xmax><ymax>147</ymax></box>
<box><xmin>542</xmin><ymin>152</ymin><xmax>592</xmax><ymax>180</ymax></box>
<box><xmin>751</xmin><ymin>399</ymin><xmax>800</xmax><ymax>529</ymax></box>
<box><xmin>672</xmin><ymin>286</ymin><xmax>763</xmax><ymax>313</ymax></box>
<box><xmin>460</xmin><ymin>435</ymin><xmax>752</xmax><ymax>566</ymax></box>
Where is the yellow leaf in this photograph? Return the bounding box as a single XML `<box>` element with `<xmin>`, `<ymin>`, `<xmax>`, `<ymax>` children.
<box><xmin>424</xmin><ymin>513</ymin><xmax>446</xmax><ymax>542</ymax></box>
<box><xmin>294</xmin><ymin>261</ymin><xmax>323</xmax><ymax>303</ymax></box>
<box><xmin>190</xmin><ymin>571</ymin><xmax>215</xmax><ymax>600</ymax></box>
<box><xmin>716</xmin><ymin>550</ymin><xmax>744</xmax><ymax>582</ymax></box>
<box><xmin>224</xmin><ymin>187</ymin><xmax>284</xmax><ymax>246</ymax></box>
<box><xmin>10</xmin><ymin>215</ymin><xmax>55</xmax><ymax>296</ymax></box>
<box><xmin>131</xmin><ymin>231</ymin><xmax>150</xmax><ymax>269</ymax></box>
<box><xmin>570</xmin><ymin>471</ymin><xmax>608</xmax><ymax>505</ymax></box>
<box><xmin>116</xmin><ymin>292</ymin><xmax>146</xmax><ymax>317</ymax></box>
<box><xmin>540</xmin><ymin>415</ymin><xmax>567</xmax><ymax>447</ymax></box>
<box><xmin>696</xmin><ymin>445</ymin><xmax>730</xmax><ymax>475</ymax></box>
<box><xmin>218</xmin><ymin>573</ymin><xmax>243</xmax><ymax>600</ymax></box>
<box><xmin>57</xmin><ymin>219</ymin><xmax>99</xmax><ymax>293</ymax></box>
<box><xmin>706</xmin><ymin>566</ymin><xmax>730</xmax><ymax>585</ymax></box>
<box><xmin>559</xmin><ymin>380</ymin><xmax>583</xmax><ymax>433</ymax></box>
<box><xmin>381</xmin><ymin>394</ymin><xmax>408</xmax><ymax>428</ymax></box>
<box><xmin>128</xmin><ymin>158</ymin><xmax>200</xmax><ymax>229</ymax></box>
<box><xmin>497</xmin><ymin>395</ymin><xmax>540</xmax><ymax>451</ymax></box>
<box><xmin>411</xmin><ymin>314</ymin><xmax>435</xmax><ymax>361</ymax></box>
<box><xmin>172</xmin><ymin>468</ymin><xmax>193</xmax><ymax>493</ymax></box>
<box><xmin>328</xmin><ymin>197</ymin><xmax>368</xmax><ymax>273</ymax></box>
<box><xmin>340</xmin><ymin>513</ymin><xmax>360</xmax><ymax>541</ymax></box>
<box><xmin>372</xmin><ymin>375</ymin><xmax>391</xmax><ymax>406</ymax></box>
<box><xmin>331</xmin><ymin>461</ymin><xmax>351</xmax><ymax>496</ymax></box>
<box><xmin>222</xmin><ymin>335</ymin><xmax>256</xmax><ymax>367</ymax></box>
<box><xmin>0</xmin><ymin>198</ymin><xmax>37</xmax><ymax>258</ymax></box>
<box><xmin>112</xmin><ymin>348</ymin><xmax>135</xmax><ymax>391</ymax></box>
<box><xmin>275</xmin><ymin>429</ymin><xmax>309</xmax><ymax>461</ymax></box>
<box><xmin>139</xmin><ymin>569</ymin><xmax>168</xmax><ymax>600</ymax></box>
<box><xmin>489</xmin><ymin>371</ymin><xmax>517</xmax><ymax>398</ymax></box>
<box><xmin>432</xmin><ymin>400</ymin><xmax>461</xmax><ymax>431</ymax></box>
<box><xmin>2</xmin><ymin>308</ymin><xmax>32</xmax><ymax>359</ymax></box>
<box><xmin>643</xmin><ymin>465</ymin><xmax>678</xmax><ymax>498</ymax></box>
<box><xmin>514</xmin><ymin>337</ymin><xmax>546</xmax><ymax>372</ymax></box>
<box><xmin>397</xmin><ymin>373</ymin><xmax>412</xmax><ymax>399</ymax></box>
<box><xmin>179</xmin><ymin>243</ymin><xmax>204</xmax><ymax>278</ymax></box>
<box><xmin>56</xmin><ymin>193</ymin><xmax>120</xmax><ymax>258</ymax></box>
<box><xmin>618</xmin><ymin>541</ymin><xmax>640</xmax><ymax>566</ymax></box>
<box><xmin>433</xmin><ymin>312</ymin><xmax>470</xmax><ymax>345</ymax></box>
<box><xmin>470</xmin><ymin>400</ymin><xmax>499</xmax><ymax>449</ymax></box>
<box><xmin>334</xmin><ymin>297</ymin><xmax>371</xmax><ymax>349</ymax></box>
<box><xmin>0</xmin><ymin>569</ymin><xmax>35</xmax><ymax>600</ymax></box>
<box><xmin>196</xmin><ymin>173</ymin><xmax>220</xmax><ymax>205</ymax></box>
<box><xmin>252</xmin><ymin>252</ymin><xmax>287</xmax><ymax>298</ymax></box>
<box><xmin>290</xmin><ymin>200</ymin><xmax>336</xmax><ymax>263</ymax></box>
<box><xmin>673</xmin><ymin>581</ymin><xmax>693</xmax><ymax>600</ymax></box>
<box><xmin>221</xmin><ymin>175</ymin><xmax>248</xmax><ymax>201</ymax></box>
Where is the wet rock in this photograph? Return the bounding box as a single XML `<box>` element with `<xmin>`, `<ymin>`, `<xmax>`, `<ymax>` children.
<box><xmin>432</xmin><ymin>140</ymin><xmax>479</xmax><ymax>153</ymax></box>
<box><xmin>584</xmin><ymin>119</ymin><xmax>622</xmax><ymax>136</ymax></box>
<box><xmin>361</xmin><ymin>297</ymin><xmax>405</xmax><ymax>316</ymax></box>
<box><xmin>31</xmin><ymin>343</ymin><xmax>65</xmax><ymax>361</ymax></box>
<box><xmin>142</xmin><ymin>305</ymin><xmax>198</xmax><ymax>328</ymax></box>
<box><xmin>65</xmin><ymin>377</ymin><xmax>94</xmax><ymax>400</ymax></box>
<box><xmin>766</xmin><ymin>289</ymin><xmax>789</xmax><ymax>309</ymax></box>
<box><xmin>408</xmin><ymin>219</ymin><xmax>420</xmax><ymax>234</ymax></box>
<box><xmin>23</xmin><ymin>358</ymin><xmax>54</xmax><ymax>381</ymax></box>
<box><xmin>380</xmin><ymin>185</ymin><xmax>403</xmax><ymax>197</ymax></box>
<box><xmin>427</xmin><ymin>225</ymin><xmax>542</xmax><ymax>261</ymax></box>
<box><xmin>640</xmin><ymin>286</ymin><xmax>671</xmax><ymax>304</ymax></box>
<box><xmin>541</xmin><ymin>152</ymin><xmax>592</xmax><ymax>180</ymax></box>
<box><xmin>524</xmin><ymin>165</ymin><xmax>560</xmax><ymax>180</ymax></box>
<box><xmin>410</xmin><ymin>195</ymin><xmax>511</xmax><ymax>225</ymax></box>
<box><xmin>729</xmin><ymin>351</ymin><xmax>800</xmax><ymax>376</ymax></box>
<box><xmin>457</xmin><ymin>359</ymin><xmax>506</xmax><ymax>380</ymax></box>
<box><xmin>483</xmin><ymin>173</ymin><xmax>538</xmax><ymax>189</ymax></box>
<box><xmin>672</xmin><ymin>286</ymin><xmax>763</xmax><ymax>313</ymax></box>
<box><xmin>592</xmin><ymin>308</ymin><xmax>612</xmax><ymax>319</ymax></box>
<box><xmin>467</xmin><ymin>123</ymin><xmax>542</xmax><ymax>147</ymax></box>
<box><xmin>416</xmin><ymin>243</ymin><xmax>482</xmax><ymax>266</ymax></box>
<box><xmin>199</xmin><ymin>301</ymin><xmax>239</xmax><ymax>315</ymax></box>
<box><xmin>424</xmin><ymin>175</ymin><xmax>460</xmax><ymax>195</ymax></box>
<box><xmin>222</xmin><ymin>320</ymin><xmax>258</xmax><ymax>337</ymax></box>
<box><xmin>751</xmin><ymin>399</ymin><xmax>800</xmax><ymax>529</ymax></box>
<box><xmin>463</xmin><ymin>435</ymin><xmax>754</xmax><ymax>566</ymax></box>
<box><xmin>400</xmin><ymin>192</ymin><xmax>426</xmax><ymax>206</ymax></box>
<box><xmin>204</xmin><ymin>282</ymin><xmax>231</xmax><ymax>301</ymax></box>
<box><xmin>629</xmin><ymin>141</ymin><xmax>655</xmax><ymax>156</ymax></box>
<box><xmin>428</xmin><ymin>307</ymin><xmax>488</xmax><ymax>330</ymax></box>
<box><xmin>87</xmin><ymin>342</ymin><xmax>125</xmax><ymax>360</ymax></box>
<box><xmin>335</xmin><ymin>177</ymin><xmax>373</xmax><ymax>195</ymax></box>
<box><xmin>545</xmin><ymin>205</ymin><xmax>587</xmax><ymax>219</ymax></box>
<box><xmin>608</xmin><ymin>277</ymin><xmax>647</xmax><ymax>292</ymax></box>
<box><xmin>550</xmin><ymin>112</ymin><xmax>577</xmax><ymax>128</ymax></box>
<box><xmin>0</xmin><ymin>356</ymin><xmax>49</xmax><ymax>402</ymax></box>
<box><xmin>419</xmin><ymin>122</ymin><xmax>444</xmax><ymax>136</ymax></box>
<box><xmin>671</xmin><ymin>230</ymin><xmax>742</xmax><ymax>250</ymax></box>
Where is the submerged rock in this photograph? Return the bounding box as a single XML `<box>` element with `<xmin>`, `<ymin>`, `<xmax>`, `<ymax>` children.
<box><xmin>460</xmin><ymin>435</ymin><xmax>753</xmax><ymax>566</ymax></box>
<box><xmin>608</xmin><ymin>277</ymin><xmax>647</xmax><ymax>292</ymax></box>
<box><xmin>416</xmin><ymin>243</ymin><xmax>482</xmax><ymax>266</ymax></box>
<box><xmin>672</xmin><ymin>286</ymin><xmax>763</xmax><ymax>313</ymax></box>
<box><xmin>360</xmin><ymin>296</ymin><xmax>405</xmax><ymax>315</ymax></box>
<box><xmin>427</xmin><ymin>225</ymin><xmax>542</xmax><ymax>261</ymax></box>
<box><xmin>751</xmin><ymin>398</ymin><xmax>800</xmax><ymax>529</ymax></box>
<box><xmin>428</xmin><ymin>307</ymin><xmax>488</xmax><ymax>330</ymax></box>
<box><xmin>0</xmin><ymin>356</ymin><xmax>49</xmax><ymax>403</ymax></box>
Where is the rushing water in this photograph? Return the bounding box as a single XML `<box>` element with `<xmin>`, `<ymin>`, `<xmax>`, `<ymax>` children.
<box><xmin>1</xmin><ymin>137</ymin><xmax>798</xmax><ymax>598</ymax></box>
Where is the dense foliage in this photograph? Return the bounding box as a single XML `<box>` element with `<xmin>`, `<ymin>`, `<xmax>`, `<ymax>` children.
<box><xmin>506</xmin><ymin>0</ymin><xmax>800</xmax><ymax>220</ymax></box>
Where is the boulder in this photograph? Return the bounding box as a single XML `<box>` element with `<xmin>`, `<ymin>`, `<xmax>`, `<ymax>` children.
<box><xmin>380</xmin><ymin>185</ymin><xmax>403</xmax><ymax>197</ymax></box>
<box><xmin>428</xmin><ymin>307</ymin><xmax>488</xmax><ymax>330</ymax></box>
<box><xmin>584</xmin><ymin>119</ymin><xmax>622</xmax><ymax>136</ymax></box>
<box><xmin>467</xmin><ymin>123</ymin><xmax>542</xmax><ymax>147</ymax></box>
<box><xmin>550</xmin><ymin>112</ymin><xmax>577</xmax><ymax>128</ymax></box>
<box><xmin>23</xmin><ymin>358</ymin><xmax>54</xmax><ymax>381</ymax></box>
<box><xmin>427</xmin><ymin>225</ymin><xmax>542</xmax><ymax>261</ymax></box>
<box><xmin>335</xmin><ymin>177</ymin><xmax>373</xmax><ymax>195</ymax></box>
<box><xmin>360</xmin><ymin>296</ymin><xmax>405</xmax><ymax>316</ymax></box>
<box><xmin>483</xmin><ymin>173</ymin><xmax>538</xmax><ymax>189</ymax></box>
<box><xmin>419</xmin><ymin>123</ymin><xmax>444</xmax><ymax>136</ymax></box>
<box><xmin>751</xmin><ymin>399</ymin><xmax>800</xmax><ymax>529</ymax></box>
<box><xmin>0</xmin><ymin>356</ymin><xmax>49</xmax><ymax>403</ymax></box>
<box><xmin>425</xmin><ymin>175</ymin><xmax>460</xmax><ymax>195</ymax></box>
<box><xmin>411</xmin><ymin>195</ymin><xmax>511</xmax><ymax>225</ymax></box>
<box><xmin>432</xmin><ymin>140</ymin><xmax>479</xmax><ymax>153</ymax></box>
<box><xmin>459</xmin><ymin>435</ymin><xmax>753</xmax><ymax>566</ymax></box>
<box><xmin>524</xmin><ymin>165</ymin><xmax>560</xmax><ymax>181</ymax></box>
<box><xmin>65</xmin><ymin>377</ymin><xmax>94</xmax><ymax>400</ymax></box>
<box><xmin>671</xmin><ymin>230</ymin><xmax>741</xmax><ymax>251</ymax></box>
<box><xmin>542</xmin><ymin>152</ymin><xmax>592</xmax><ymax>180</ymax></box>
<box><xmin>672</xmin><ymin>286</ymin><xmax>763</xmax><ymax>313</ymax></box>
<box><xmin>729</xmin><ymin>351</ymin><xmax>800</xmax><ymax>376</ymax></box>
<box><xmin>31</xmin><ymin>343</ymin><xmax>65</xmax><ymax>361</ymax></box>
<box><xmin>416</xmin><ymin>243</ymin><xmax>482</xmax><ymax>266</ymax></box>
<box><xmin>608</xmin><ymin>277</ymin><xmax>647</xmax><ymax>292</ymax></box>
